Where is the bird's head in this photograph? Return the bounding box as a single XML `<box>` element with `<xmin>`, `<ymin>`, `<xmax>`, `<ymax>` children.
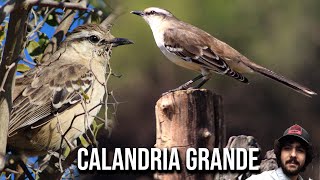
<box><xmin>65</xmin><ymin>24</ymin><xmax>133</xmax><ymax>57</ymax></box>
<box><xmin>131</xmin><ymin>7</ymin><xmax>174</xmax><ymax>27</ymax></box>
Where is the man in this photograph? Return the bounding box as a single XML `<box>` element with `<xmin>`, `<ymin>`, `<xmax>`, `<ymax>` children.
<box><xmin>247</xmin><ymin>124</ymin><xmax>314</xmax><ymax>180</ymax></box>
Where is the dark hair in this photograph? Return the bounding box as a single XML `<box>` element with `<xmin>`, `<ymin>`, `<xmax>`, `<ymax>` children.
<box><xmin>274</xmin><ymin>136</ymin><xmax>314</xmax><ymax>172</ymax></box>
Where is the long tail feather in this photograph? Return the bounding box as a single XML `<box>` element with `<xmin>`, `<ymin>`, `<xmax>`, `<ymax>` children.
<box><xmin>244</xmin><ymin>61</ymin><xmax>317</xmax><ymax>97</ymax></box>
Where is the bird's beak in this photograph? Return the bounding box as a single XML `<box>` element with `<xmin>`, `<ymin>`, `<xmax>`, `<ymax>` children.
<box><xmin>130</xmin><ymin>10</ymin><xmax>144</xmax><ymax>16</ymax></box>
<box><xmin>110</xmin><ymin>38</ymin><xmax>134</xmax><ymax>47</ymax></box>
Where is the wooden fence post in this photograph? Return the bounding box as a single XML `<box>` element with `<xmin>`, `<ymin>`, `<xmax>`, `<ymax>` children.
<box><xmin>154</xmin><ymin>89</ymin><xmax>224</xmax><ymax>180</ymax></box>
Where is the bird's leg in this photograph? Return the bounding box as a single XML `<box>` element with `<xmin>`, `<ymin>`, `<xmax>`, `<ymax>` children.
<box><xmin>163</xmin><ymin>74</ymin><xmax>204</xmax><ymax>95</ymax></box>
<box><xmin>178</xmin><ymin>74</ymin><xmax>204</xmax><ymax>90</ymax></box>
<box><xmin>194</xmin><ymin>77</ymin><xmax>210</xmax><ymax>89</ymax></box>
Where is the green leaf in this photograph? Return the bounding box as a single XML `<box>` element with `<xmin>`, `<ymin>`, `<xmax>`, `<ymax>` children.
<box><xmin>92</xmin><ymin>119</ymin><xmax>97</xmax><ymax>129</ymax></box>
<box><xmin>27</xmin><ymin>40</ymin><xmax>42</xmax><ymax>57</ymax></box>
<box><xmin>79</xmin><ymin>135</ymin><xmax>90</xmax><ymax>148</ymax></box>
<box><xmin>46</xmin><ymin>13</ymin><xmax>59</xmax><ymax>26</ymax></box>
<box><xmin>0</xmin><ymin>30</ymin><xmax>5</xmax><ymax>42</ymax></box>
<box><xmin>81</xmin><ymin>90</ymin><xmax>90</xmax><ymax>100</ymax></box>
<box><xmin>38</xmin><ymin>33</ymin><xmax>49</xmax><ymax>47</ymax></box>
<box><xmin>17</xmin><ymin>64</ymin><xmax>31</xmax><ymax>73</ymax></box>
<box><xmin>94</xmin><ymin>123</ymin><xmax>104</xmax><ymax>137</ymax></box>
<box><xmin>0</xmin><ymin>23</ymin><xmax>7</xmax><ymax>42</ymax></box>
<box><xmin>63</xmin><ymin>146</ymin><xmax>71</xmax><ymax>157</ymax></box>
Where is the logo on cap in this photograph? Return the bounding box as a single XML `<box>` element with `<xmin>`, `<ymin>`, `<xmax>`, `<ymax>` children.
<box><xmin>287</xmin><ymin>124</ymin><xmax>302</xmax><ymax>135</ymax></box>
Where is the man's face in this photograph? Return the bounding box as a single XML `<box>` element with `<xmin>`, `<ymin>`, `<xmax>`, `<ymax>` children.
<box><xmin>280</xmin><ymin>141</ymin><xmax>306</xmax><ymax>176</ymax></box>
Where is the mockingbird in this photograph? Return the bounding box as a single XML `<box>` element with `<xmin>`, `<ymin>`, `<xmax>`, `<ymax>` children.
<box><xmin>131</xmin><ymin>7</ymin><xmax>317</xmax><ymax>97</ymax></box>
<box><xmin>8</xmin><ymin>24</ymin><xmax>133</xmax><ymax>156</ymax></box>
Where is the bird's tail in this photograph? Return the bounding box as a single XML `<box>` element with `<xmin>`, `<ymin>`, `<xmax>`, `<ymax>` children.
<box><xmin>243</xmin><ymin>60</ymin><xmax>317</xmax><ymax>97</ymax></box>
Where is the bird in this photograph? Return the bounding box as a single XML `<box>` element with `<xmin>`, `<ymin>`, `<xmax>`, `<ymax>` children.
<box><xmin>7</xmin><ymin>23</ymin><xmax>133</xmax><ymax>156</ymax></box>
<box><xmin>131</xmin><ymin>7</ymin><xmax>317</xmax><ymax>97</ymax></box>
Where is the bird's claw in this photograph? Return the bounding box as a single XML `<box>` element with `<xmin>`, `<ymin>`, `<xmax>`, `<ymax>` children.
<box><xmin>161</xmin><ymin>85</ymin><xmax>193</xmax><ymax>96</ymax></box>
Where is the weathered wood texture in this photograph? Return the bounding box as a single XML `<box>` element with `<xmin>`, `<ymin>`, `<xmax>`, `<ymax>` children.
<box><xmin>154</xmin><ymin>89</ymin><xmax>224</xmax><ymax>180</ymax></box>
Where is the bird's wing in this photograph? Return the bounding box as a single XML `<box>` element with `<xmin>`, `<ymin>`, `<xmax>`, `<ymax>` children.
<box><xmin>9</xmin><ymin>63</ymin><xmax>94</xmax><ymax>136</ymax></box>
<box><xmin>163</xmin><ymin>27</ymin><xmax>248</xmax><ymax>83</ymax></box>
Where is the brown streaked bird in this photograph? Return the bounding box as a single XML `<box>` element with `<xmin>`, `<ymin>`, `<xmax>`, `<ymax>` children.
<box><xmin>131</xmin><ymin>7</ymin><xmax>317</xmax><ymax>97</ymax></box>
<box><xmin>8</xmin><ymin>24</ymin><xmax>133</xmax><ymax>155</ymax></box>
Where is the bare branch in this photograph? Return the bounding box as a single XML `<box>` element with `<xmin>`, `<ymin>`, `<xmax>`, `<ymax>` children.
<box><xmin>27</xmin><ymin>0</ymin><xmax>87</xmax><ymax>10</ymax></box>
<box><xmin>91</xmin><ymin>115</ymin><xmax>105</xmax><ymax>123</ymax></box>
<box><xmin>17</xmin><ymin>159</ymin><xmax>35</xmax><ymax>180</ymax></box>
<box><xmin>58</xmin><ymin>100</ymin><xmax>103</xmax><ymax>155</ymax></box>
<box><xmin>41</xmin><ymin>0</ymin><xmax>88</xmax><ymax>63</ymax></box>
<box><xmin>38</xmin><ymin>147</ymin><xmax>81</xmax><ymax>180</ymax></box>
<box><xmin>26</xmin><ymin>8</ymin><xmax>55</xmax><ymax>39</ymax></box>
<box><xmin>0</xmin><ymin>3</ymin><xmax>29</xmax><ymax>171</ymax></box>
<box><xmin>100</xmin><ymin>6</ymin><xmax>124</xmax><ymax>29</ymax></box>
<box><xmin>0</xmin><ymin>63</ymin><xmax>15</xmax><ymax>92</ymax></box>
<box><xmin>0</xmin><ymin>0</ymin><xmax>87</xmax><ymax>24</ymax></box>
<box><xmin>4</xmin><ymin>167</ymin><xmax>19</xmax><ymax>174</ymax></box>
<box><xmin>103</xmin><ymin>47</ymin><xmax>113</xmax><ymax>130</ymax></box>
<box><xmin>21</xmin><ymin>57</ymin><xmax>36</xmax><ymax>66</ymax></box>
<box><xmin>56</xmin><ymin>114</ymin><xmax>76</xmax><ymax>151</ymax></box>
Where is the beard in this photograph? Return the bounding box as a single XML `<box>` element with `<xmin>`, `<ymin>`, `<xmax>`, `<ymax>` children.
<box><xmin>280</xmin><ymin>157</ymin><xmax>303</xmax><ymax>176</ymax></box>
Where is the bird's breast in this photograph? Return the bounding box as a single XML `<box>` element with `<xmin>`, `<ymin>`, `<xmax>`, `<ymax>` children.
<box><xmin>151</xmin><ymin>27</ymin><xmax>202</xmax><ymax>72</ymax></box>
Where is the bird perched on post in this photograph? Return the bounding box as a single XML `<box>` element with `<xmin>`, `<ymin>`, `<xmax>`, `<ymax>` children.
<box><xmin>8</xmin><ymin>24</ymin><xmax>133</xmax><ymax>156</ymax></box>
<box><xmin>131</xmin><ymin>7</ymin><xmax>317</xmax><ymax>97</ymax></box>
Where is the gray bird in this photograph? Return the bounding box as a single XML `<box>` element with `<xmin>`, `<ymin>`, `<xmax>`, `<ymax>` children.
<box><xmin>131</xmin><ymin>7</ymin><xmax>317</xmax><ymax>97</ymax></box>
<box><xmin>8</xmin><ymin>24</ymin><xmax>133</xmax><ymax>155</ymax></box>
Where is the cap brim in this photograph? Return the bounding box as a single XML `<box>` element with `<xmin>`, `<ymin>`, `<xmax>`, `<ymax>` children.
<box><xmin>278</xmin><ymin>134</ymin><xmax>310</xmax><ymax>146</ymax></box>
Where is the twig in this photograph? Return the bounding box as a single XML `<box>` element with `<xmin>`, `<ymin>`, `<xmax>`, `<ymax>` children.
<box><xmin>41</xmin><ymin>0</ymin><xmax>87</xmax><ymax>63</ymax></box>
<box><xmin>91</xmin><ymin>115</ymin><xmax>105</xmax><ymax>123</ymax></box>
<box><xmin>0</xmin><ymin>0</ymin><xmax>87</xmax><ymax>24</ymax></box>
<box><xmin>56</xmin><ymin>114</ymin><xmax>76</xmax><ymax>151</ymax></box>
<box><xmin>80</xmin><ymin>98</ymin><xmax>95</xmax><ymax>144</ymax></box>
<box><xmin>4</xmin><ymin>168</ymin><xmax>19</xmax><ymax>174</ymax></box>
<box><xmin>0</xmin><ymin>62</ymin><xmax>15</xmax><ymax>92</ymax></box>
<box><xmin>100</xmin><ymin>3</ymin><xmax>124</xmax><ymax>28</ymax></box>
<box><xmin>26</xmin><ymin>8</ymin><xmax>55</xmax><ymax>39</ymax></box>
<box><xmin>104</xmin><ymin>46</ymin><xmax>113</xmax><ymax>130</ymax></box>
<box><xmin>58</xmin><ymin>101</ymin><xmax>103</xmax><ymax>154</ymax></box>
<box><xmin>27</xmin><ymin>0</ymin><xmax>87</xmax><ymax>10</ymax></box>
<box><xmin>56</xmin><ymin>113</ymin><xmax>76</xmax><ymax>172</ymax></box>
<box><xmin>89</xmin><ymin>51</ymin><xmax>106</xmax><ymax>86</ymax></box>
<box><xmin>55</xmin><ymin>100</ymin><xmax>102</xmax><ymax>173</ymax></box>
<box><xmin>17</xmin><ymin>159</ymin><xmax>35</xmax><ymax>180</ymax></box>
<box><xmin>21</xmin><ymin>57</ymin><xmax>36</xmax><ymax>66</ymax></box>
<box><xmin>30</xmin><ymin>8</ymin><xmax>38</xmax><ymax>28</ymax></box>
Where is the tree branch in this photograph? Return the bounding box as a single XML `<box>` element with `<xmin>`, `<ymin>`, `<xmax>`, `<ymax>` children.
<box><xmin>41</xmin><ymin>0</ymin><xmax>88</xmax><ymax>63</ymax></box>
<box><xmin>28</xmin><ymin>0</ymin><xmax>87</xmax><ymax>10</ymax></box>
<box><xmin>0</xmin><ymin>1</ymin><xmax>29</xmax><ymax>171</ymax></box>
<box><xmin>100</xmin><ymin>5</ymin><xmax>124</xmax><ymax>29</ymax></box>
<box><xmin>26</xmin><ymin>8</ymin><xmax>55</xmax><ymax>39</ymax></box>
<box><xmin>0</xmin><ymin>0</ymin><xmax>87</xmax><ymax>24</ymax></box>
<box><xmin>0</xmin><ymin>62</ymin><xmax>16</xmax><ymax>92</ymax></box>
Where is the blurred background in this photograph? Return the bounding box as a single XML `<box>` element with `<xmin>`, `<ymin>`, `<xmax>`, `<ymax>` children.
<box><xmin>85</xmin><ymin>0</ymin><xmax>320</xmax><ymax>179</ymax></box>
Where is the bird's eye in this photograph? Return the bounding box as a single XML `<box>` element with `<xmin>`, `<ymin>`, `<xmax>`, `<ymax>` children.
<box><xmin>150</xmin><ymin>10</ymin><xmax>156</xmax><ymax>14</ymax></box>
<box><xmin>89</xmin><ymin>35</ymin><xmax>100</xmax><ymax>43</ymax></box>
